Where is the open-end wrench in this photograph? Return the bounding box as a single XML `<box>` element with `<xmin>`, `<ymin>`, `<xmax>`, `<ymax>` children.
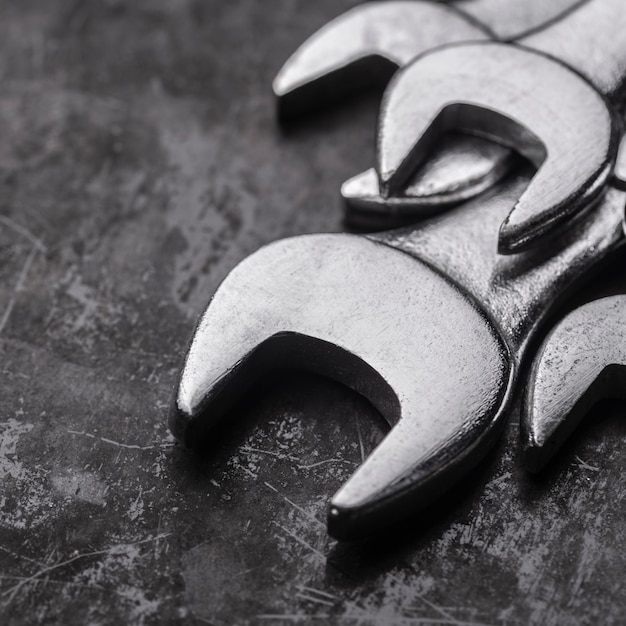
<box><xmin>274</xmin><ymin>0</ymin><xmax>584</xmax><ymax>221</ymax></box>
<box><xmin>523</xmin><ymin>295</ymin><xmax>626</xmax><ymax>473</ymax></box>
<box><xmin>171</xmin><ymin>0</ymin><xmax>626</xmax><ymax>538</ymax></box>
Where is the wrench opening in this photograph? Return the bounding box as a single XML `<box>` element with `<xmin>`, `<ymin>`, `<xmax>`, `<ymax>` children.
<box><xmin>381</xmin><ymin>101</ymin><xmax>546</xmax><ymax>198</ymax></box>
<box><xmin>377</xmin><ymin>42</ymin><xmax>616</xmax><ymax>253</ymax></box>
<box><xmin>171</xmin><ymin>331</ymin><xmax>401</xmax><ymax>449</ymax></box>
<box><xmin>171</xmin><ymin>234</ymin><xmax>513</xmax><ymax>538</ymax></box>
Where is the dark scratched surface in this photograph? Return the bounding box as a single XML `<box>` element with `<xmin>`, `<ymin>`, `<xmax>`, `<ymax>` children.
<box><xmin>0</xmin><ymin>1</ymin><xmax>625</xmax><ymax>624</ymax></box>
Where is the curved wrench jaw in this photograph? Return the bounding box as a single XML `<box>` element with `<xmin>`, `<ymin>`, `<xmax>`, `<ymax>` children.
<box><xmin>170</xmin><ymin>234</ymin><xmax>513</xmax><ymax>539</ymax></box>
<box><xmin>274</xmin><ymin>2</ymin><xmax>512</xmax><ymax>214</ymax></box>
<box><xmin>378</xmin><ymin>43</ymin><xmax>617</xmax><ymax>254</ymax></box>
<box><xmin>273</xmin><ymin>1</ymin><xmax>489</xmax><ymax>120</ymax></box>
<box><xmin>172</xmin><ymin>332</ymin><xmax>400</xmax><ymax>449</ymax></box>
<box><xmin>522</xmin><ymin>296</ymin><xmax>626</xmax><ymax>473</ymax></box>
<box><xmin>342</xmin><ymin>136</ymin><xmax>516</xmax><ymax>225</ymax></box>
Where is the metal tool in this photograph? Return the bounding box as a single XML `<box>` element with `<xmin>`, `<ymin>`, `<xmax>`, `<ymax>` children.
<box><xmin>523</xmin><ymin>296</ymin><xmax>626</xmax><ymax>473</ymax></box>
<box><xmin>170</xmin><ymin>0</ymin><xmax>626</xmax><ymax>538</ymax></box>
<box><xmin>274</xmin><ymin>0</ymin><xmax>584</xmax><ymax>222</ymax></box>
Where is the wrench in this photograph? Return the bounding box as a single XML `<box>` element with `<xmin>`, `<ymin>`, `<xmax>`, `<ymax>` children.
<box><xmin>523</xmin><ymin>295</ymin><xmax>626</xmax><ymax>473</ymax></box>
<box><xmin>171</xmin><ymin>0</ymin><xmax>626</xmax><ymax>538</ymax></box>
<box><xmin>274</xmin><ymin>1</ymin><xmax>584</xmax><ymax>221</ymax></box>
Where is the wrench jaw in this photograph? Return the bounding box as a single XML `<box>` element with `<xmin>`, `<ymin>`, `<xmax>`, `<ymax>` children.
<box><xmin>170</xmin><ymin>233</ymin><xmax>513</xmax><ymax>539</ymax></box>
<box><xmin>273</xmin><ymin>1</ymin><xmax>489</xmax><ymax>120</ymax></box>
<box><xmin>342</xmin><ymin>137</ymin><xmax>516</xmax><ymax>228</ymax></box>
<box><xmin>171</xmin><ymin>332</ymin><xmax>400</xmax><ymax>449</ymax></box>
<box><xmin>377</xmin><ymin>42</ymin><xmax>616</xmax><ymax>254</ymax></box>
<box><xmin>273</xmin><ymin>1</ymin><xmax>513</xmax><ymax>215</ymax></box>
<box><xmin>522</xmin><ymin>296</ymin><xmax>626</xmax><ymax>473</ymax></box>
<box><xmin>327</xmin><ymin>387</ymin><xmax>513</xmax><ymax>540</ymax></box>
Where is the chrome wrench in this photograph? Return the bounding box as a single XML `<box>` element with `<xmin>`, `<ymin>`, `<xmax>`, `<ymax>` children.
<box><xmin>524</xmin><ymin>295</ymin><xmax>626</xmax><ymax>472</ymax></box>
<box><xmin>274</xmin><ymin>0</ymin><xmax>585</xmax><ymax>219</ymax></box>
<box><xmin>171</xmin><ymin>0</ymin><xmax>626</xmax><ymax>538</ymax></box>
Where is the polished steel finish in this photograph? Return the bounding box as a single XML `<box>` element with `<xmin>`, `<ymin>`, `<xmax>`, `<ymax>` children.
<box><xmin>348</xmin><ymin>0</ymin><xmax>626</xmax><ymax>247</ymax></box>
<box><xmin>274</xmin><ymin>1</ymin><xmax>582</xmax><ymax>220</ymax></box>
<box><xmin>273</xmin><ymin>0</ymin><xmax>580</xmax><ymax>223</ymax></box>
<box><xmin>342</xmin><ymin>136</ymin><xmax>516</xmax><ymax>220</ymax></box>
<box><xmin>524</xmin><ymin>0</ymin><xmax>626</xmax><ymax>102</ymax></box>
<box><xmin>171</xmin><ymin>0</ymin><xmax>626</xmax><ymax>538</ymax></box>
<box><xmin>455</xmin><ymin>0</ymin><xmax>588</xmax><ymax>40</ymax></box>
<box><xmin>172</xmin><ymin>234</ymin><xmax>512</xmax><ymax>538</ymax></box>
<box><xmin>377</xmin><ymin>43</ymin><xmax>616</xmax><ymax>253</ymax></box>
<box><xmin>170</xmin><ymin>168</ymin><xmax>626</xmax><ymax>538</ymax></box>
<box><xmin>523</xmin><ymin>295</ymin><xmax>626</xmax><ymax>473</ymax></box>
<box><xmin>273</xmin><ymin>2</ymin><xmax>490</xmax><ymax>119</ymax></box>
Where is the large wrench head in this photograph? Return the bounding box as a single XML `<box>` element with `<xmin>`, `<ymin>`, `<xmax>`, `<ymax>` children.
<box><xmin>378</xmin><ymin>42</ymin><xmax>617</xmax><ymax>253</ymax></box>
<box><xmin>171</xmin><ymin>234</ymin><xmax>513</xmax><ymax>539</ymax></box>
<box><xmin>523</xmin><ymin>296</ymin><xmax>626</xmax><ymax>472</ymax></box>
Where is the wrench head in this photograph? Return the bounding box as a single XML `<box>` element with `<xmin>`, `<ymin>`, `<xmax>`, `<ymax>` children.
<box><xmin>523</xmin><ymin>296</ymin><xmax>626</xmax><ymax>472</ymax></box>
<box><xmin>342</xmin><ymin>135</ymin><xmax>516</xmax><ymax>226</ymax></box>
<box><xmin>171</xmin><ymin>234</ymin><xmax>513</xmax><ymax>539</ymax></box>
<box><xmin>273</xmin><ymin>1</ymin><xmax>488</xmax><ymax>119</ymax></box>
<box><xmin>377</xmin><ymin>42</ymin><xmax>617</xmax><ymax>253</ymax></box>
<box><xmin>273</xmin><ymin>2</ymin><xmax>509</xmax><ymax>215</ymax></box>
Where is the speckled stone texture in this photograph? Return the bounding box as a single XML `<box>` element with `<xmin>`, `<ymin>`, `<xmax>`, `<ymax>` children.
<box><xmin>0</xmin><ymin>1</ymin><xmax>625</xmax><ymax>624</ymax></box>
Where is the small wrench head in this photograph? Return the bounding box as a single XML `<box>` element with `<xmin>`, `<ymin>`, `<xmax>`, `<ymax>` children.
<box><xmin>377</xmin><ymin>42</ymin><xmax>617</xmax><ymax>253</ymax></box>
<box><xmin>523</xmin><ymin>295</ymin><xmax>626</xmax><ymax>472</ymax></box>
<box><xmin>171</xmin><ymin>234</ymin><xmax>512</xmax><ymax>539</ymax></box>
<box><xmin>342</xmin><ymin>136</ymin><xmax>516</xmax><ymax>225</ymax></box>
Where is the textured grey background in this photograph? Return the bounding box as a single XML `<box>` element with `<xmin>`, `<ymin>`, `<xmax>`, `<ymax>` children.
<box><xmin>0</xmin><ymin>1</ymin><xmax>624</xmax><ymax>624</ymax></box>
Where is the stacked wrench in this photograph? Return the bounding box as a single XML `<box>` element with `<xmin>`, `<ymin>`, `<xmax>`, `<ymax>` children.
<box><xmin>523</xmin><ymin>296</ymin><xmax>626</xmax><ymax>472</ymax></box>
<box><xmin>170</xmin><ymin>0</ymin><xmax>626</xmax><ymax>539</ymax></box>
<box><xmin>275</xmin><ymin>0</ymin><xmax>585</xmax><ymax>221</ymax></box>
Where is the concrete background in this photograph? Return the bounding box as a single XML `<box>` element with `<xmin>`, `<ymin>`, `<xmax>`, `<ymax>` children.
<box><xmin>0</xmin><ymin>1</ymin><xmax>624</xmax><ymax>624</ymax></box>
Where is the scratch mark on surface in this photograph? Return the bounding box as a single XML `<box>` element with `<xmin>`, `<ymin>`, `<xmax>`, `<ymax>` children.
<box><xmin>271</xmin><ymin>522</ymin><xmax>326</xmax><ymax>561</ymax></box>
<box><xmin>575</xmin><ymin>455</ymin><xmax>600</xmax><ymax>472</ymax></box>
<box><xmin>0</xmin><ymin>575</ymin><xmax>106</xmax><ymax>592</ymax></box>
<box><xmin>257</xmin><ymin>616</ymin><xmax>496</xmax><ymax>625</ymax></box>
<box><xmin>297</xmin><ymin>585</ymin><xmax>339</xmax><ymax>601</ymax></box>
<box><xmin>389</xmin><ymin>573</ymin><xmax>464</xmax><ymax>626</ymax></box>
<box><xmin>0</xmin><ymin>246</ymin><xmax>39</xmax><ymax>336</ymax></box>
<box><xmin>296</xmin><ymin>592</ymin><xmax>335</xmax><ymax>607</ymax></box>
<box><xmin>297</xmin><ymin>458</ymin><xmax>356</xmax><ymax>470</ymax></box>
<box><xmin>1</xmin><ymin>533</ymin><xmax>171</xmax><ymax>603</ymax></box>
<box><xmin>67</xmin><ymin>429</ymin><xmax>173</xmax><ymax>451</ymax></box>
<box><xmin>257</xmin><ymin>614</ymin><xmax>330</xmax><ymax>621</ymax></box>
<box><xmin>240</xmin><ymin>445</ymin><xmax>300</xmax><ymax>463</ymax></box>
<box><xmin>487</xmin><ymin>471</ymin><xmax>512</xmax><ymax>489</ymax></box>
<box><xmin>0</xmin><ymin>546</ymin><xmax>47</xmax><ymax>569</ymax></box>
<box><xmin>263</xmin><ymin>481</ymin><xmax>325</xmax><ymax>529</ymax></box>
<box><xmin>355</xmin><ymin>413</ymin><xmax>365</xmax><ymax>464</ymax></box>
<box><xmin>0</xmin><ymin>215</ymin><xmax>46</xmax><ymax>251</ymax></box>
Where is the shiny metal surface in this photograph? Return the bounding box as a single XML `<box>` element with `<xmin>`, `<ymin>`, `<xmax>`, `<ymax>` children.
<box><xmin>171</xmin><ymin>234</ymin><xmax>512</xmax><ymax>539</ymax></box>
<box><xmin>377</xmin><ymin>42</ymin><xmax>616</xmax><ymax>253</ymax></box>
<box><xmin>349</xmin><ymin>0</ymin><xmax>626</xmax><ymax>243</ymax></box>
<box><xmin>523</xmin><ymin>296</ymin><xmax>626</xmax><ymax>473</ymax></box>
<box><xmin>342</xmin><ymin>135</ymin><xmax>516</xmax><ymax>222</ymax></box>
<box><xmin>455</xmin><ymin>0</ymin><xmax>589</xmax><ymax>40</ymax></box>
<box><xmin>171</xmin><ymin>165</ymin><xmax>626</xmax><ymax>538</ymax></box>
<box><xmin>171</xmin><ymin>0</ymin><xmax>626</xmax><ymax>539</ymax></box>
<box><xmin>274</xmin><ymin>1</ymin><xmax>580</xmax><ymax>219</ymax></box>
<box><xmin>524</xmin><ymin>0</ymin><xmax>626</xmax><ymax>102</ymax></box>
<box><xmin>273</xmin><ymin>1</ymin><xmax>490</xmax><ymax>119</ymax></box>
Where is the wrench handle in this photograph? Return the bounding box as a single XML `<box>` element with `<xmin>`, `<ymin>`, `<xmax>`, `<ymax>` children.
<box><xmin>523</xmin><ymin>0</ymin><xmax>626</xmax><ymax>103</ymax></box>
